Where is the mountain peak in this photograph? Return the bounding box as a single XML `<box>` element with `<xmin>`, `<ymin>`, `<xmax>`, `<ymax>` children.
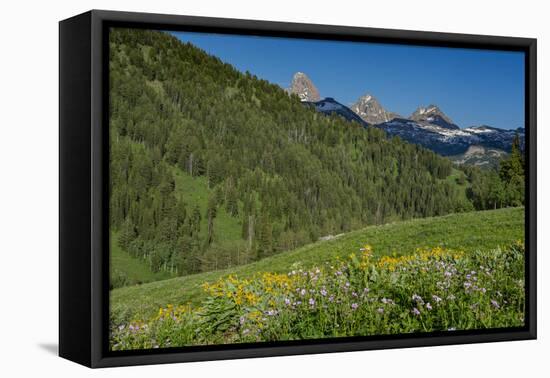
<box><xmin>411</xmin><ymin>105</ymin><xmax>459</xmax><ymax>129</ymax></box>
<box><xmin>351</xmin><ymin>94</ymin><xmax>400</xmax><ymax>125</ymax></box>
<box><xmin>288</xmin><ymin>72</ymin><xmax>320</xmax><ymax>102</ymax></box>
<box><xmin>358</xmin><ymin>93</ymin><xmax>375</xmax><ymax>103</ymax></box>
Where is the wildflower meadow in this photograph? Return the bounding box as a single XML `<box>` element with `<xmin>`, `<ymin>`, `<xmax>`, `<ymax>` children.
<box><xmin>110</xmin><ymin>240</ymin><xmax>525</xmax><ymax>350</ymax></box>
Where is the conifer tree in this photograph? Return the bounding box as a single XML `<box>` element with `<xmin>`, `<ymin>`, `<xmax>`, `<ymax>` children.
<box><xmin>205</xmin><ymin>196</ymin><xmax>217</xmax><ymax>246</ymax></box>
<box><xmin>118</xmin><ymin>217</ymin><xmax>136</xmax><ymax>251</ymax></box>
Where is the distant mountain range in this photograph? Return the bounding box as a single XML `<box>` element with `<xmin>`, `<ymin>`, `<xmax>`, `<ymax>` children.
<box><xmin>288</xmin><ymin>72</ymin><xmax>524</xmax><ymax>167</ymax></box>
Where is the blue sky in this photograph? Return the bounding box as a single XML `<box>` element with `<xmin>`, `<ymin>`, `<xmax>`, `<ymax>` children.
<box><xmin>171</xmin><ymin>31</ymin><xmax>525</xmax><ymax>129</ymax></box>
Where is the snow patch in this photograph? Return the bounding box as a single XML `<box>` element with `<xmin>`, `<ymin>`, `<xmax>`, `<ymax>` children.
<box><xmin>316</xmin><ymin>100</ymin><xmax>343</xmax><ymax>111</ymax></box>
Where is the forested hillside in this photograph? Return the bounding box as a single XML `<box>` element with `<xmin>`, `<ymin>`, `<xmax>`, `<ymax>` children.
<box><xmin>108</xmin><ymin>28</ymin><xmax>522</xmax><ymax>279</ymax></box>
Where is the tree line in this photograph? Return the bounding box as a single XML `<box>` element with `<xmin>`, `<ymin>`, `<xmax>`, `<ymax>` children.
<box><xmin>462</xmin><ymin>135</ymin><xmax>525</xmax><ymax>210</ymax></box>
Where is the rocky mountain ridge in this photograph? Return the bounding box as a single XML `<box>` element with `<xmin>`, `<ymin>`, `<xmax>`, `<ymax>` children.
<box><xmin>288</xmin><ymin>72</ymin><xmax>524</xmax><ymax>165</ymax></box>
<box><xmin>288</xmin><ymin>72</ymin><xmax>320</xmax><ymax>102</ymax></box>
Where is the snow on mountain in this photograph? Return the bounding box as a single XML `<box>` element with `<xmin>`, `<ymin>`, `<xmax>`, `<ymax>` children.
<box><xmin>351</xmin><ymin>94</ymin><xmax>400</xmax><ymax>125</ymax></box>
<box><xmin>288</xmin><ymin>72</ymin><xmax>321</xmax><ymax>102</ymax></box>
<box><xmin>410</xmin><ymin>105</ymin><xmax>459</xmax><ymax>130</ymax></box>
<box><xmin>462</xmin><ymin>125</ymin><xmax>525</xmax><ymax>151</ymax></box>
<box><xmin>287</xmin><ymin>71</ymin><xmax>523</xmax><ymax>165</ymax></box>
<box><xmin>366</xmin><ymin>103</ymin><xmax>523</xmax><ymax>159</ymax></box>
<box><xmin>376</xmin><ymin>118</ymin><xmax>524</xmax><ymax>157</ymax></box>
<box><xmin>376</xmin><ymin>118</ymin><xmax>472</xmax><ymax>155</ymax></box>
<box><xmin>306</xmin><ymin>97</ymin><xmax>368</xmax><ymax>126</ymax></box>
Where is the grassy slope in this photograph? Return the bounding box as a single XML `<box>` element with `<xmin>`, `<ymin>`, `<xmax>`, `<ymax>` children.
<box><xmin>446</xmin><ymin>167</ymin><xmax>470</xmax><ymax>203</ymax></box>
<box><xmin>111</xmin><ymin>233</ymin><xmax>175</xmax><ymax>285</ymax></box>
<box><xmin>110</xmin><ymin>165</ymin><xmax>243</xmax><ymax>287</ymax></box>
<box><xmin>172</xmin><ymin>167</ymin><xmax>242</xmax><ymax>243</ymax></box>
<box><xmin>111</xmin><ymin>207</ymin><xmax>524</xmax><ymax>321</ymax></box>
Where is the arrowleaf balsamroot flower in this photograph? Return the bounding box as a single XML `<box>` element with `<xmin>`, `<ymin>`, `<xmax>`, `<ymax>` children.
<box><xmin>110</xmin><ymin>242</ymin><xmax>525</xmax><ymax>350</ymax></box>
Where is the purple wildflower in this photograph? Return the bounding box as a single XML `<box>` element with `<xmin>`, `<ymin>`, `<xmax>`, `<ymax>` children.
<box><xmin>432</xmin><ymin>295</ymin><xmax>442</xmax><ymax>303</ymax></box>
<box><xmin>320</xmin><ymin>288</ymin><xmax>327</xmax><ymax>296</ymax></box>
<box><xmin>284</xmin><ymin>298</ymin><xmax>291</xmax><ymax>305</ymax></box>
<box><xmin>351</xmin><ymin>303</ymin><xmax>359</xmax><ymax>310</ymax></box>
<box><xmin>300</xmin><ymin>288</ymin><xmax>306</xmax><ymax>296</ymax></box>
<box><xmin>426</xmin><ymin>303</ymin><xmax>433</xmax><ymax>311</ymax></box>
<box><xmin>309</xmin><ymin>298</ymin><xmax>315</xmax><ymax>307</ymax></box>
<box><xmin>377</xmin><ymin>308</ymin><xmax>384</xmax><ymax>314</ymax></box>
<box><xmin>412</xmin><ymin>307</ymin><xmax>421</xmax><ymax>316</ymax></box>
<box><xmin>491</xmin><ymin>300</ymin><xmax>500</xmax><ymax>309</ymax></box>
<box><xmin>239</xmin><ymin>316</ymin><xmax>245</xmax><ymax>325</ymax></box>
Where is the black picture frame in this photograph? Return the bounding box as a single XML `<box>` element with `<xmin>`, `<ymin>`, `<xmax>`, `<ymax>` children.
<box><xmin>59</xmin><ymin>9</ymin><xmax>537</xmax><ymax>368</ymax></box>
